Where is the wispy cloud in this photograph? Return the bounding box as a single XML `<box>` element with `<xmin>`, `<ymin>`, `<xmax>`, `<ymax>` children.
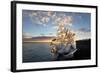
<box><xmin>29</xmin><ymin>11</ymin><xmax>72</xmax><ymax>27</ymax></box>
<box><xmin>23</xmin><ymin>33</ymin><xmax>33</xmax><ymax>38</ymax></box>
<box><xmin>74</xmin><ymin>27</ymin><xmax>91</xmax><ymax>40</ymax></box>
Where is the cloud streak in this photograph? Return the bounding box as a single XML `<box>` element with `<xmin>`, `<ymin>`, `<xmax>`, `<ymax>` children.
<box><xmin>74</xmin><ymin>28</ymin><xmax>91</xmax><ymax>40</ymax></box>
<box><xmin>23</xmin><ymin>33</ymin><xmax>33</xmax><ymax>38</ymax></box>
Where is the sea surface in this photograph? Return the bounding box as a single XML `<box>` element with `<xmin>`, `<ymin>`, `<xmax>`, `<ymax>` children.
<box><xmin>23</xmin><ymin>39</ymin><xmax>91</xmax><ymax>63</ymax></box>
<box><xmin>23</xmin><ymin>43</ymin><xmax>53</xmax><ymax>62</ymax></box>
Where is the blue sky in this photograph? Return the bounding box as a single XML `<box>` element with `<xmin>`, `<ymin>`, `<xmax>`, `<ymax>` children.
<box><xmin>22</xmin><ymin>10</ymin><xmax>91</xmax><ymax>40</ymax></box>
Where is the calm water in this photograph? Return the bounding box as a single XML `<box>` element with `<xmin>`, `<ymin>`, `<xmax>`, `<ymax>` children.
<box><xmin>23</xmin><ymin>43</ymin><xmax>53</xmax><ymax>63</ymax></box>
<box><xmin>23</xmin><ymin>40</ymin><xmax>91</xmax><ymax>63</ymax></box>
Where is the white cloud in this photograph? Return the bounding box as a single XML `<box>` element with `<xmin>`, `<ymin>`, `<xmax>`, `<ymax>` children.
<box><xmin>23</xmin><ymin>33</ymin><xmax>33</xmax><ymax>38</ymax></box>
<box><xmin>41</xmin><ymin>17</ymin><xmax>50</xmax><ymax>24</ymax></box>
<box><xmin>29</xmin><ymin>11</ymin><xmax>72</xmax><ymax>27</ymax></box>
<box><xmin>75</xmin><ymin>30</ymin><xmax>91</xmax><ymax>40</ymax></box>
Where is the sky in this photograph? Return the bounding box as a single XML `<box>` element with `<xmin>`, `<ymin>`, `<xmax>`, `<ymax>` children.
<box><xmin>22</xmin><ymin>10</ymin><xmax>91</xmax><ymax>40</ymax></box>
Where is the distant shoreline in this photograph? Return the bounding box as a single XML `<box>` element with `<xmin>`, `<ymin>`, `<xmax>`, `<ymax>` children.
<box><xmin>23</xmin><ymin>40</ymin><xmax>52</xmax><ymax>43</ymax></box>
<box><xmin>23</xmin><ymin>36</ymin><xmax>91</xmax><ymax>43</ymax></box>
<box><xmin>23</xmin><ymin>39</ymin><xmax>91</xmax><ymax>43</ymax></box>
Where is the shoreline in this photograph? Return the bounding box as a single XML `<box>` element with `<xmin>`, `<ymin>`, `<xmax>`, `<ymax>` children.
<box><xmin>23</xmin><ymin>40</ymin><xmax>52</xmax><ymax>43</ymax></box>
<box><xmin>23</xmin><ymin>39</ymin><xmax>90</xmax><ymax>43</ymax></box>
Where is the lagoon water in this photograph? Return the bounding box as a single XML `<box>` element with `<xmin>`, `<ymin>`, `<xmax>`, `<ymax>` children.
<box><xmin>23</xmin><ymin>43</ymin><xmax>53</xmax><ymax>63</ymax></box>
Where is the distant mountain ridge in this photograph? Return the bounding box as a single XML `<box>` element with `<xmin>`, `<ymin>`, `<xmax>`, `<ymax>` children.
<box><xmin>23</xmin><ymin>36</ymin><xmax>90</xmax><ymax>42</ymax></box>
<box><xmin>23</xmin><ymin>36</ymin><xmax>54</xmax><ymax>41</ymax></box>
